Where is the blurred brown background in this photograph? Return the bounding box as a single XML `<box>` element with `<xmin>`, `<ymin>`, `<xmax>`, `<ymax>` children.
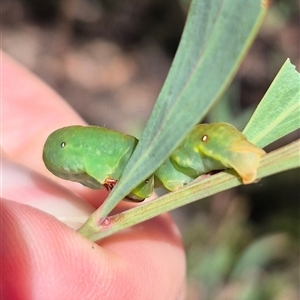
<box><xmin>2</xmin><ymin>0</ymin><xmax>299</xmax><ymax>299</ymax></box>
<box><xmin>3</xmin><ymin>0</ymin><xmax>299</xmax><ymax>132</ymax></box>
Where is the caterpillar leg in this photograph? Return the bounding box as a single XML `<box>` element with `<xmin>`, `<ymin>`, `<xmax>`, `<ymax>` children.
<box><xmin>104</xmin><ymin>176</ymin><xmax>154</xmax><ymax>202</ymax></box>
<box><xmin>155</xmin><ymin>158</ymin><xmax>194</xmax><ymax>192</ymax></box>
<box><xmin>104</xmin><ymin>178</ymin><xmax>118</xmax><ymax>191</ymax></box>
<box><xmin>126</xmin><ymin>176</ymin><xmax>155</xmax><ymax>202</ymax></box>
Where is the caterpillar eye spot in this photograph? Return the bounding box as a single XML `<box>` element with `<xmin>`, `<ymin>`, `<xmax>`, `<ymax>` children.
<box><xmin>61</xmin><ymin>142</ymin><xmax>66</xmax><ymax>148</ymax></box>
<box><xmin>202</xmin><ymin>135</ymin><xmax>208</xmax><ymax>142</ymax></box>
<box><xmin>145</xmin><ymin>179</ymin><xmax>149</xmax><ymax>183</ymax></box>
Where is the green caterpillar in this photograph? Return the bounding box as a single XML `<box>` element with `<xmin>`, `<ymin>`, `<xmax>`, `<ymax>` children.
<box><xmin>43</xmin><ymin>123</ymin><xmax>266</xmax><ymax>202</ymax></box>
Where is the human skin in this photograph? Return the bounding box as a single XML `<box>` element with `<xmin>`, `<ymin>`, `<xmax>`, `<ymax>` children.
<box><xmin>1</xmin><ymin>52</ymin><xmax>186</xmax><ymax>300</ymax></box>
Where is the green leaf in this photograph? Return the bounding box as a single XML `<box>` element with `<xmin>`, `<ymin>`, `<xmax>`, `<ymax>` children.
<box><xmin>243</xmin><ymin>59</ymin><xmax>300</xmax><ymax>148</ymax></box>
<box><xmin>93</xmin><ymin>0</ymin><xmax>267</xmax><ymax>219</ymax></box>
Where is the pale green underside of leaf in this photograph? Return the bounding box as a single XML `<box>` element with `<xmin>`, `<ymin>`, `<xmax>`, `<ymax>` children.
<box><xmin>243</xmin><ymin>59</ymin><xmax>300</xmax><ymax>148</ymax></box>
<box><xmin>96</xmin><ymin>0</ymin><xmax>267</xmax><ymax>218</ymax></box>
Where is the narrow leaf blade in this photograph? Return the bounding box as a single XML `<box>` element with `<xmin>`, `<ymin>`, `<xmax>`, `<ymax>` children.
<box><xmin>93</xmin><ymin>0</ymin><xmax>268</xmax><ymax>218</ymax></box>
<box><xmin>243</xmin><ymin>59</ymin><xmax>300</xmax><ymax>147</ymax></box>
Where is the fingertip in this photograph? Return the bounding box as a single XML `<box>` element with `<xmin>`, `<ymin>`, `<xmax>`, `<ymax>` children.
<box><xmin>2</xmin><ymin>199</ymin><xmax>186</xmax><ymax>300</ymax></box>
